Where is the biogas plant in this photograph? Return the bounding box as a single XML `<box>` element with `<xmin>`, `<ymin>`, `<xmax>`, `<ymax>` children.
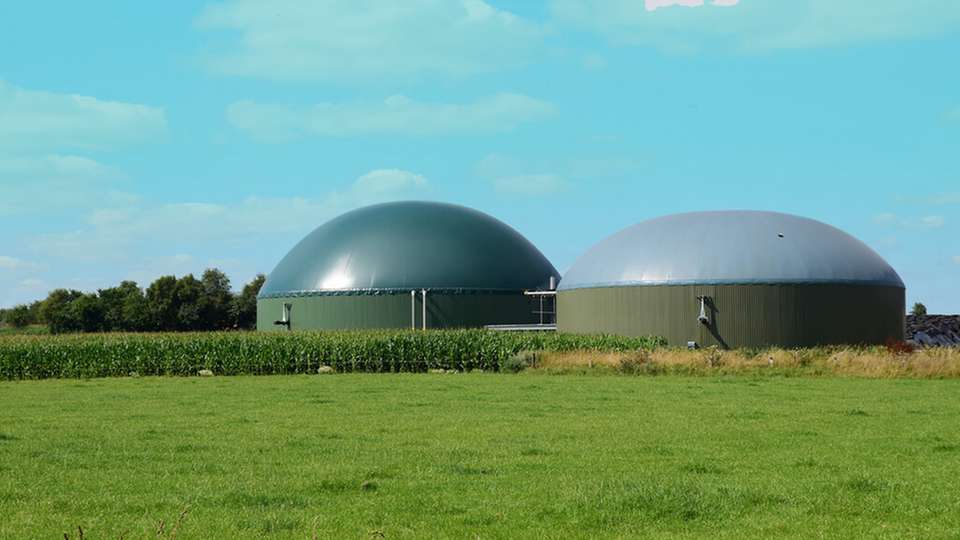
<box><xmin>258</xmin><ymin>202</ymin><xmax>905</xmax><ymax>348</ymax></box>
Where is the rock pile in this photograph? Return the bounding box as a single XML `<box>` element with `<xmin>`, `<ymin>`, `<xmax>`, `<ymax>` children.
<box><xmin>906</xmin><ymin>315</ymin><xmax>960</xmax><ymax>347</ymax></box>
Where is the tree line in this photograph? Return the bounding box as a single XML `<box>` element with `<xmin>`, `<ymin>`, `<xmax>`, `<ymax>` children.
<box><xmin>0</xmin><ymin>270</ymin><xmax>265</xmax><ymax>334</ymax></box>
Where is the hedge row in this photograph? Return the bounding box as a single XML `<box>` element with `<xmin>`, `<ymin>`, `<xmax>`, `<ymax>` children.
<box><xmin>0</xmin><ymin>330</ymin><xmax>664</xmax><ymax>379</ymax></box>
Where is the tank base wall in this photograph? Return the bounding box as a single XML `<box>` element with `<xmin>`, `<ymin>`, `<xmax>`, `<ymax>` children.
<box><xmin>257</xmin><ymin>292</ymin><xmax>544</xmax><ymax>331</ymax></box>
<box><xmin>557</xmin><ymin>284</ymin><xmax>905</xmax><ymax>348</ymax></box>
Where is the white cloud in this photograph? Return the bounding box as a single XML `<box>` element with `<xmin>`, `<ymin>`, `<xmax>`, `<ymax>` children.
<box><xmin>13</xmin><ymin>168</ymin><xmax>429</xmax><ymax>302</ymax></box>
<box><xmin>124</xmin><ymin>254</ymin><xmax>195</xmax><ymax>281</ymax></box>
<box><xmin>0</xmin><ymin>154</ymin><xmax>113</xmax><ymax>177</ymax></box>
<box><xmin>197</xmin><ymin>0</ymin><xmax>542</xmax><ymax>81</ymax></box>
<box><xmin>551</xmin><ymin>0</ymin><xmax>960</xmax><ymax>52</ymax></box>
<box><xmin>30</xmin><ymin>169</ymin><xmax>430</xmax><ymax>262</ymax></box>
<box><xmin>872</xmin><ymin>212</ymin><xmax>898</xmax><ymax>225</ymax></box>
<box><xmin>492</xmin><ymin>174</ymin><xmax>568</xmax><ymax>196</ymax></box>
<box><xmin>0</xmin><ymin>154</ymin><xmax>134</xmax><ymax>216</ymax></box>
<box><xmin>926</xmin><ymin>193</ymin><xmax>960</xmax><ymax>205</ymax></box>
<box><xmin>227</xmin><ymin>93</ymin><xmax>554</xmax><ymax>140</ymax></box>
<box><xmin>0</xmin><ymin>80</ymin><xmax>166</xmax><ymax>151</ymax></box>
<box><xmin>476</xmin><ymin>152</ymin><xmax>640</xmax><ymax>197</ymax></box>
<box><xmin>893</xmin><ymin>192</ymin><xmax>960</xmax><ymax>206</ymax></box>
<box><xmin>353</xmin><ymin>169</ymin><xmax>428</xmax><ymax>200</ymax></box>
<box><xmin>0</xmin><ymin>256</ymin><xmax>39</xmax><ymax>271</ymax></box>
<box><xmin>0</xmin><ymin>263</ymin><xmax>46</xmax><ymax>306</ymax></box>
<box><xmin>17</xmin><ymin>278</ymin><xmax>45</xmax><ymax>290</ymax></box>
<box><xmin>920</xmin><ymin>215</ymin><xmax>946</xmax><ymax>229</ymax></box>
<box><xmin>645</xmin><ymin>0</ymin><xmax>738</xmax><ymax>12</ymax></box>
<box><xmin>476</xmin><ymin>154</ymin><xmax>569</xmax><ymax>196</ymax></box>
<box><xmin>873</xmin><ymin>213</ymin><xmax>946</xmax><ymax>230</ymax></box>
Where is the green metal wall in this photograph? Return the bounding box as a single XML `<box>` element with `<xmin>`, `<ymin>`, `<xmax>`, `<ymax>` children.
<box><xmin>557</xmin><ymin>284</ymin><xmax>905</xmax><ymax>348</ymax></box>
<box><xmin>257</xmin><ymin>292</ymin><xmax>542</xmax><ymax>331</ymax></box>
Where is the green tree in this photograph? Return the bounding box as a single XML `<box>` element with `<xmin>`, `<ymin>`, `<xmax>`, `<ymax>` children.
<box><xmin>232</xmin><ymin>274</ymin><xmax>265</xmax><ymax>330</ymax></box>
<box><xmin>4</xmin><ymin>305</ymin><xmax>33</xmax><ymax>328</ymax></box>
<box><xmin>199</xmin><ymin>268</ymin><xmax>233</xmax><ymax>330</ymax></box>
<box><xmin>174</xmin><ymin>274</ymin><xmax>204</xmax><ymax>331</ymax></box>
<box><xmin>911</xmin><ymin>302</ymin><xmax>928</xmax><ymax>317</ymax></box>
<box><xmin>41</xmin><ymin>289</ymin><xmax>84</xmax><ymax>334</ymax></box>
<box><xmin>71</xmin><ymin>294</ymin><xmax>105</xmax><ymax>333</ymax></box>
<box><xmin>146</xmin><ymin>276</ymin><xmax>180</xmax><ymax>331</ymax></box>
<box><xmin>121</xmin><ymin>291</ymin><xmax>151</xmax><ymax>332</ymax></box>
<box><xmin>99</xmin><ymin>281</ymin><xmax>143</xmax><ymax>331</ymax></box>
<box><xmin>28</xmin><ymin>300</ymin><xmax>44</xmax><ymax>325</ymax></box>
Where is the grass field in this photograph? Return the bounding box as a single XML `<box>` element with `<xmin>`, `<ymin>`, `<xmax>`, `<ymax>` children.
<box><xmin>2</xmin><ymin>374</ymin><xmax>959</xmax><ymax>538</ymax></box>
<box><xmin>0</xmin><ymin>325</ymin><xmax>48</xmax><ymax>337</ymax></box>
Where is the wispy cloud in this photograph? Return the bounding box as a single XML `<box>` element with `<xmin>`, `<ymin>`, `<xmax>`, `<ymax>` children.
<box><xmin>920</xmin><ymin>216</ymin><xmax>946</xmax><ymax>229</ymax></box>
<box><xmin>197</xmin><ymin>0</ymin><xmax>542</xmax><ymax>81</ymax></box>
<box><xmin>227</xmin><ymin>93</ymin><xmax>554</xmax><ymax>140</ymax></box>
<box><xmin>492</xmin><ymin>174</ymin><xmax>568</xmax><ymax>196</ymax></box>
<box><xmin>30</xmin><ymin>169</ymin><xmax>431</xmax><ymax>263</ymax></box>
<box><xmin>353</xmin><ymin>169</ymin><xmax>428</xmax><ymax>199</ymax></box>
<box><xmin>873</xmin><ymin>212</ymin><xmax>946</xmax><ymax>230</ymax></box>
<box><xmin>893</xmin><ymin>192</ymin><xmax>960</xmax><ymax>206</ymax></box>
<box><xmin>953</xmin><ymin>256</ymin><xmax>960</xmax><ymax>266</ymax></box>
<box><xmin>645</xmin><ymin>0</ymin><xmax>738</xmax><ymax>12</ymax></box>
<box><xmin>476</xmin><ymin>154</ymin><xmax>569</xmax><ymax>196</ymax></box>
<box><xmin>0</xmin><ymin>80</ymin><xmax>166</xmax><ymax>151</ymax></box>
<box><xmin>0</xmin><ymin>154</ymin><xmax>134</xmax><ymax>216</ymax></box>
<box><xmin>926</xmin><ymin>193</ymin><xmax>960</xmax><ymax>205</ymax></box>
<box><xmin>552</xmin><ymin>0</ymin><xmax>960</xmax><ymax>52</ymax></box>
<box><xmin>0</xmin><ymin>256</ymin><xmax>40</xmax><ymax>271</ymax></box>
<box><xmin>0</xmin><ymin>258</ymin><xmax>46</xmax><ymax>306</ymax></box>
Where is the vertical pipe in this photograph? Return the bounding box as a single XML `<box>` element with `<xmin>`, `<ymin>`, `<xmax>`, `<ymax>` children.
<box><xmin>421</xmin><ymin>289</ymin><xmax>428</xmax><ymax>330</ymax></box>
<box><xmin>411</xmin><ymin>290</ymin><xmax>416</xmax><ymax>330</ymax></box>
<box><xmin>547</xmin><ymin>277</ymin><xmax>555</xmax><ymax>325</ymax></box>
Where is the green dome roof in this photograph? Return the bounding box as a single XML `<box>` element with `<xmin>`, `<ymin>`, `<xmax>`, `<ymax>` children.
<box><xmin>260</xmin><ymin>201</ymin><xmax>559</xmax><ymax>298</ymax></box>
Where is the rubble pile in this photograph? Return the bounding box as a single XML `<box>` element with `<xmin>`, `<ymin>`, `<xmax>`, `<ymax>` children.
<box><xmin>906</xmin><ymin>315</ymin><xmax>960</xmax><ymax>347</ymax></box>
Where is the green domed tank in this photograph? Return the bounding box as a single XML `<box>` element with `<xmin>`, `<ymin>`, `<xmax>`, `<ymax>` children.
<box><xmin>257</xmin><ymin>201</ymin><xmax>559</xmax><ymax>330</ymax></box>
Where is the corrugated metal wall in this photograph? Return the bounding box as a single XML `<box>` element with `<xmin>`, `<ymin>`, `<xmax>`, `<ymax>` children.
<box><xmin>257</xmin><ymin>292</ymin><xmax>542</xmax><ymax>331</ymax></box>
<box><xmin>557</xmin><ymin>284</ymin><xmax>905</xmax><ymax>348</ymax></box>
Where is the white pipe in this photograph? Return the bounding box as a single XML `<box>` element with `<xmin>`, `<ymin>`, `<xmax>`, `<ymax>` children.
<box><xmin>410</xmin><ymin>290</ymin><xmax>416</xmax><ymax>330</ymax></box>
<box><xmin>421</xmin><ymin>289</ymin><xmax>428</xmax><ymax>330</ymax></box>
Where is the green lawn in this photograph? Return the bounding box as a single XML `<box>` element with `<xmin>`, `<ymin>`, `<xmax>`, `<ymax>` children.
<box><xmin>2</xmin><ymin>374</ymin><xmax>959</xmax><ymax>538</ymax></box>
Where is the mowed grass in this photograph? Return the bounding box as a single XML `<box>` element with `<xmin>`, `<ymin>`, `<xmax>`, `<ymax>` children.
<box><xmin>2</xmin><ymin>374</ymin><xmax>959</xmax><ymax>538</ymax></box>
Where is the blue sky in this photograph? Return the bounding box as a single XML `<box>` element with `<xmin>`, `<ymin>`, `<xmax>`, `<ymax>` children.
<box><xmin>1</xmin><ymin>0</ymin><xmax>958</xmax><ymax>311</ymax></box>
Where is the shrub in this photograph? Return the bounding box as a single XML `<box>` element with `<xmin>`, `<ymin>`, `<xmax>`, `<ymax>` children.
<box><xmin>617</xmin><ymin>351</ymin><xmax>663</xmax><ymax>375</ymax></box>
<box><xmin>502</xmin><ymin>350</ymin><xmax>542</xmax><ymax>373</ymax></box>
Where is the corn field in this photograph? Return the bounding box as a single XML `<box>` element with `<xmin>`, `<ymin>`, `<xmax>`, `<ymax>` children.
<box><xmin>0</xmin><ymin>330</ymin><xmax>664</xmax><ymax>380</ymax></box>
